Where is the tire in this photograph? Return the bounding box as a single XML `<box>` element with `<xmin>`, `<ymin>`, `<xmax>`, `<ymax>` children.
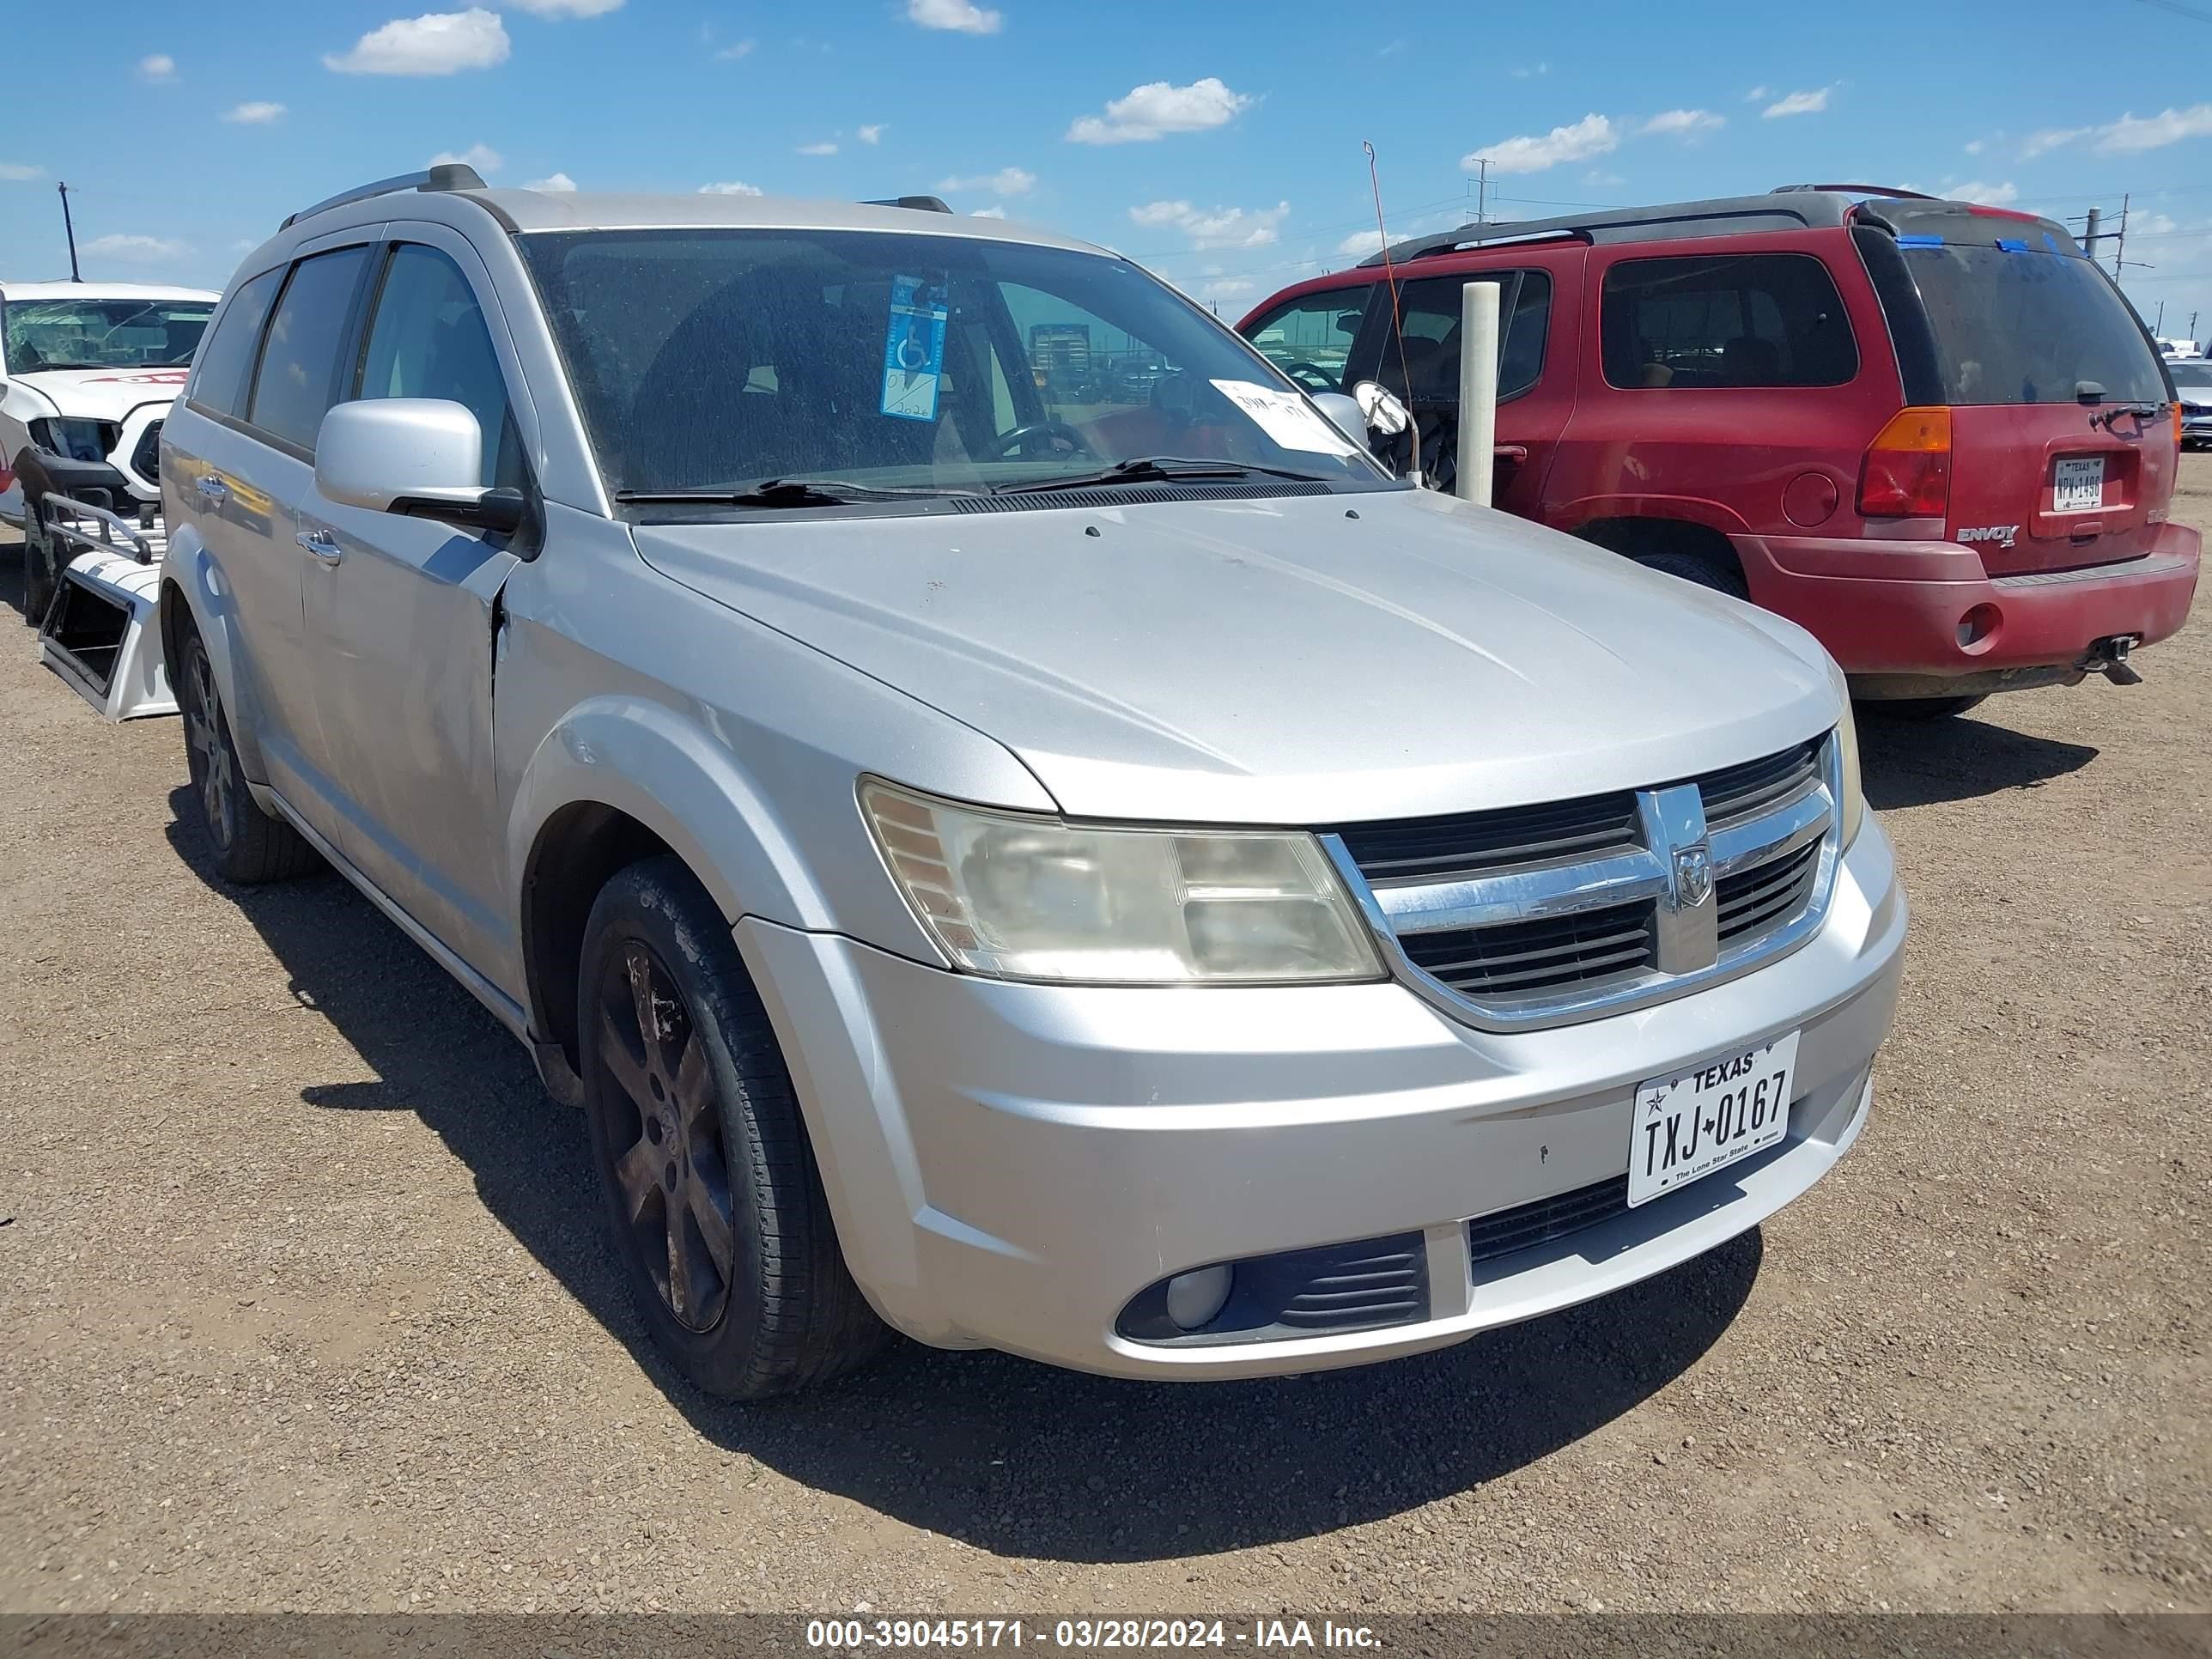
<box><xmin>577</xmin><ymin>856</ymin><xmax>890</xmax><ymax>1399</ymax></box>
<box><xmin>174</xmin><ymin>617</ymin><xmax>321</xmax><ymax>884</ymax></box>
<box><xmin>1633</xmin><ymin>548</ymin><xmax>1750</xmax><ymax>599</ymax></box>
<box><xmin>21</xmin><ymin>510</ymin><xmax>56</xmax><ymax>625</ymax></box>
<box><xmin>1860</xmin><ymin>694</ymin><xmax>1989</xmax><ymax>720</ymax></box>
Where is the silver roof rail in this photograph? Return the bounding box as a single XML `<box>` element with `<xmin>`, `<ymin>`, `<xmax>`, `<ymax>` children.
<box><xmin>279</xmin><ymin>163</ymin><xmax>488</xmax><ymax>232</ymax></box>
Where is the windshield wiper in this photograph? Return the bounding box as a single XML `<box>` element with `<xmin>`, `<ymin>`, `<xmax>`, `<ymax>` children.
<box><xmin>989</xmin><ymin>456</ymin><xmax>1330</xmax><ymax>495</ymax></box>
<box><xmin>614</xmin><ymin>478</ymin><xmax>971</xmax><ymax>509</ymax></box>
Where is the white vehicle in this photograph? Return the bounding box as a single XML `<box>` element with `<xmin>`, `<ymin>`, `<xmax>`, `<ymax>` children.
<box><xmin>2157</xmin><ymin>337</ymin><xmax>2203</xmax><ymax>361</ymax></box>
<box><xmin>1</xmin><ymin>281</ymin><xmax>218</xmax><ymax>619</ymax></box>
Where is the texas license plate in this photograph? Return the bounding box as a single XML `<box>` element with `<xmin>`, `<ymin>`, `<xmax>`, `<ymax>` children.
<box><xmin>1627</xmin><ymin>1031</ymin><xmax>1801</xmax><ymax>1207</ymax></box>
<box><xmin>2054</xmin><ymin>455</ymin><xmax>2106</xmax><ymax>514</ymax></box>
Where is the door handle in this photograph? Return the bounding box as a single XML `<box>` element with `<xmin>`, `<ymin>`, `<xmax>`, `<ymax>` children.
<box><xmin>196</xmin><ymin>475</ymin><xmax>229</xmax><ymax>501</ymax></box>
<box><xmin>295</xmin><ymin>529</ymin><xmax>343</xmax><ymax>566</ymax></box>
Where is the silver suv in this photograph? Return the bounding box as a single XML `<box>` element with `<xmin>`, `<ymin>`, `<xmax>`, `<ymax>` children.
<box><xmin>158</xmin><ymin>169</ymin><xmax>1906</xmax><ymax>1397</ymax></box>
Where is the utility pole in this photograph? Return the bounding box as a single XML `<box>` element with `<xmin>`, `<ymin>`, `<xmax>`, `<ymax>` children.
<box><xmin>2191</xmin><ymin>309</ymin><xmax>2200</xmax><ymax>341</ymax></box>
<box><xmin>1468</xmin><ymin>158</ymin><xmax>1492</xmax><ymax>226</ymax></box>
<box><xmin>2113</xmin><ymin>192</ymin><xmax>2130</xmax><ymax>279</ymax></box>
<box><xmin>2155</xmin><ymin>300</ymin><xmax>2166</xmax><ymax>332</ymax></box>
<box><xmin>58</xmin><ymin>180</ymin><xmax>82</xmax><ymax>282</ymax></box>
<box><xmin>2084</xmin><ymin>206</ymin><xmax>2104</xmax><ymax>263</ymax></box>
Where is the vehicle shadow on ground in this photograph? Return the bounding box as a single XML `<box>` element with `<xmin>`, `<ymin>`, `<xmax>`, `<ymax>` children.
<box><xmin>167</xmin><ymin>786</ymin><xmax>1760</xmax><ymax>1563</ymax></box>
<box><xmin>1856</xmin><ymin>709</ymin><xmax>2097</xmax><ymax>811</ymax></box>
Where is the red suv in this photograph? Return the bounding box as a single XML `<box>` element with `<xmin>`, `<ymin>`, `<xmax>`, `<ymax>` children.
<box><xmin>1239</xmin><ymin>187</ymin><xmax>2201</xmax><ymax>716</ymax></box>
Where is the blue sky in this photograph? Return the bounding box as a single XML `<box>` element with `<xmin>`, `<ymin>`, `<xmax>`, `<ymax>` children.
<box><xmin>9</xmin><ymin>0</ymin><xmax>2212</xmax><ymax>337</ymax></box>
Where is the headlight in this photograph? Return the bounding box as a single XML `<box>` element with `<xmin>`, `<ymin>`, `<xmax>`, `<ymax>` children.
<box><xmin>1824</xmin><ymin>654</ymin><xmax>1865</xmax><ymax>848</ymax></box>
<box><xmin>28</xmin><ymin>417</ymin><xmax>118</xmax><ymax>464</ymax></box>
<box><xmin>860</xmin><ymin>780</ymin><xmax>1385</xmax><ymax>986</ymax></box>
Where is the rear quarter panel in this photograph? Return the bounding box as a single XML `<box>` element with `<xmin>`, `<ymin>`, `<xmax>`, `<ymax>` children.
<box><xmin>1546</xmin><ymin>227</ymin><xmax>1906</xmax><ymax>549</ymax></box>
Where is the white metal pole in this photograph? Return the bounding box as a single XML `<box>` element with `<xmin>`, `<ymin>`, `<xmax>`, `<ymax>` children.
<box><xmin>1456</xmin><ymin>281</ymin><xmax>1500</xmax><ymax>505</ymax></box>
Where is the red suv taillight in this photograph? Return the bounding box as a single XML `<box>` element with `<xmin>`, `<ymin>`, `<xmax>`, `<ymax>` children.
<box><xmin>1857</xmin><ymin>406</ymin><xmax>1953</xmax><ymax>519</ymax></box>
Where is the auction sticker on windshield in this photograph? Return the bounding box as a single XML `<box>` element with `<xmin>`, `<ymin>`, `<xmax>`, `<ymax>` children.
<box><xmin>1209</xmin><ymin>379</ymin><xmax>1358</xmax><ymax>455</ymax></box>
<box><xmin>1627</xmin><ymin>1030</ymin><xmax>1800</xmax><ymax>1207</ymax></box>
<box><xmin>882</xmin><ymin>274</ymin><xmax>950</xmax><ymax>422</ymax></box>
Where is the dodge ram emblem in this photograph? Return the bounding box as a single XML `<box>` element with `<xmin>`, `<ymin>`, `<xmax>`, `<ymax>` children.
<box><xmin>1671</xmin><ymin>844</ymin><xmax>1714</xmax><ymax>909</ymax></box>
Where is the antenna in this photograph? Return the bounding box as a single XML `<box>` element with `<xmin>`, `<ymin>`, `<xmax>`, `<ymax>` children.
<box><xmin>58</xmin><ymin>181</ymin><xmax>82</xmax><ymax>282</ymax></box>
<box><xmin>1364</xmin><ymin>140</ymin><xmax>1423</xmax><ymax>485</ymax></box>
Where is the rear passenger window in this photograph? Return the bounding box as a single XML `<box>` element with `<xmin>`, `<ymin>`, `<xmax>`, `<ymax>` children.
<box><xmin>248</xmin><ymin>246</ymin><xmax>370</xmax><ymax>453</ymax></box>
<box><xmin>1242</xmin><ymin>291</ymin><xmax>1368</xmax><ymax>393</ymax></box>
<box><xmin>1380</xmin><ymin>272</ymin><xmax>1553</xmax><ymax>405</ymax></box>
<box><xmin>356</xmin><ymin>245</ymin><xmax>523</xmax><ymax>489</ymax></box>
<box><xmin>1601</xmin><ymin>253</ymin><xmax>1856</xmax><ymax>390</ymax></box>
<box><xmin>188</xmin><ymin>268</ymin><xmax>284</xmax><ymax>421</ymax></box>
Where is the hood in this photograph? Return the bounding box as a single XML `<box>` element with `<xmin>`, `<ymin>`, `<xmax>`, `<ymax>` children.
<box><xmin>635</xmin><ymin>489</ymin><xmax>1838</xmax><ymax>824</ymax></box>
<box><xmin>8</xmin><ymin>367</ymin><xmax>189</xmax><ymax>423</ymax></box>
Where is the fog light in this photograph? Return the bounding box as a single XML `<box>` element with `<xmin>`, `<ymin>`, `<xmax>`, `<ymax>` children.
<box><xmin>1164</xmin><ymin>1265</ymin><xmax>1233</xmax><ymax>1331</ymax></box>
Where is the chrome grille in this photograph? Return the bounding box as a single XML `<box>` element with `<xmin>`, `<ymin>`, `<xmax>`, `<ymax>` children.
<box><xmin>1324</xmin><ymin>733</ymin><xmax>1841</xmax><ymax>1028</ymax></box>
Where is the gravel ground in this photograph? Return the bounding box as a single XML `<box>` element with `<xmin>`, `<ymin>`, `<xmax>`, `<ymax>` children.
<box><xmin>0</xmin><ymin>472</ymin><xmax>2206</xmax><ymax>1619</ymax></box>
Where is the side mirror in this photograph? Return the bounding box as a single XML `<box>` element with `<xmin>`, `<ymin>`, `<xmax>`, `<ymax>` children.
<box><xmin>1351</xmin><ymin>380</ymin><xmax>1413</xmax><ymax>437</ymax></box>
<box><xmin>314</xmin><ymin>398</ymin><xmax>524</xmax><ymax>534</ymax></box>
<box><xmin>1310</xmin><ymin>392</ymin><xmax>1369</xmax><ymax>447</ymax></box>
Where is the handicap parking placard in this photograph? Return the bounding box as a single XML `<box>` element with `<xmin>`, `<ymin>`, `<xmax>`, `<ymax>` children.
<box><xmin>882</xmin><ymin>274</ymin><xmax>950</xmax><ymax>422</ymax></box>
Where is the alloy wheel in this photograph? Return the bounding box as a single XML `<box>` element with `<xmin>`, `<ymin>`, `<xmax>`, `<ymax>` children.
<box><xmin>182</xmin><ymin>644</ymin><xmax>235</xmax><ymax>851</ymax></box>
<box><xmin>592</xmin><ymin>942</ymin><xmax>738</xmax><ymax>1333</ymax></box>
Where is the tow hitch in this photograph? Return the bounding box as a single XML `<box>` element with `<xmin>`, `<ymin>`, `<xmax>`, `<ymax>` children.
<box><xmin>2080</xmin><ymin>635</ymin><xmax>2144</xmax><ymax>686</ymax></box>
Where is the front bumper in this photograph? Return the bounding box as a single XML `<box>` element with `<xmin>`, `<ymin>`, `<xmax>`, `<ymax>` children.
<box><xmin>1735</xmin><ymin>521</ymin><xmax>2201</xmax><ymax>684</ymax></box>
<box><xmin>740</xmin><ymin>817</ymin><xmax>1906</xmax><ymax>1381</ymax></box>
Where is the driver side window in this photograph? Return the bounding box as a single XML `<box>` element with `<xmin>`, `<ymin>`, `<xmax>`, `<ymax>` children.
<box><xmin>355</xmin><ymin>244</ymin><xmax>524</xmax><ymax>489</ymax></box>
<box><xmin>1242</xmin><ymin>291</ymin><xmax>1369</xmax><ymax>393</ymax></box>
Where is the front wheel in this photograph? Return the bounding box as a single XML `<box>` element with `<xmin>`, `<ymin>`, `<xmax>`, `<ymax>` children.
<box><xmin>577</xmin><ymin>856</ymin><xmax>890</xmax><ymax>1399</ymax></box>
<box><xmin>20</xmin><ymin>510</ymin><xmax>57</xmax><ymax>624</ymax></box>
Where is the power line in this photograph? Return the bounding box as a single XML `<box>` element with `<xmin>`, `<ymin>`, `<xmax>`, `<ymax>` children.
<box><xmin>2127</xmin><ymin>0</ymin><xmax>2212</xmax><ymax>21</ymax></box>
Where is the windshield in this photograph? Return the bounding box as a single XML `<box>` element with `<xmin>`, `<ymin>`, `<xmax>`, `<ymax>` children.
<box><xmin>2</xmin><ymin>298</ymin><xmax>213</xmax><ymax>372</ymax></box>
<box><xmin>2166</xmin><ymin>361</ymin><xmax>2212</xmax><ymax>388</ymax></box>
<box><xmin>1899</xmin><ymin>246</ymin><xmax>2167</xmax><ymax>405</ymax></box>
<box><xmin>518</xmin><ymin>228</ymin><xmax>1386</xmax><ymax>505</ymax></box>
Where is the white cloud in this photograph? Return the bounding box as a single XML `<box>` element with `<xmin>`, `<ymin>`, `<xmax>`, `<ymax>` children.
<box><xmin>1510</xmin><ymin>61</ymin><xmax>1551</xmax><ymax>78</ymax></box>
<box><xmin>506</xmin><ymin>0</ymin><xmax>623</xmax><ymax>13</ymax></box>
<box><xmin>1129</xmin><ymin>198</ymin><xmax>1291</xmax><ymax>249</ymax></box>
<box><xmin>324</xmin><ymin>9</ymin><xmax>511</xmax><ymax>76</ymax></box>
<box><xmin>715</xmin><ymin>38</ymin><xmax>755</xmax><ymax>59</ymax></box>
<box><xmin>970</xmin><ymin>206</ymin><xmax>1007</xmax><ymax>219</ymax></box>
<box><xmin>1642</xmin><ymin>108</ymin><xmax>1723</xmax><ymax>138</ymax></box>
<box><xmin>1585</xmin><ymin>170</ymin><xmax>1627</xmax><ymax>187</ymax></box>
<box><xmin>795</xmin><ymin>141</ymin><xmax>838</xmax><ymax>155</ymax></box>
<box><xmin>1337</xmin><ymin>228</ymin><xmax>1386</xmax><ymax>257</ymax></box>
<box><xmin>223</xmin><ymin>101</ymin><xmax>287</xmax><ymax>124</ymax></box>
<box><xmin>698</xmin><ymin>180</ymin><xmax>764</xmax><ymax>195</ymax></box>
<box><xmin>1763</xmin><ymin>88</ymin><xmax>1832</xmax><ymax>119</ymax></box>
<box><xmin>2138</xmin><ymin>212</ymin><xmax>2179</xmax><ymax>234</ymax></box>
<box><xmin>2022</xmin><ymin>126</ymin><xmax>2088</xmax><ymax>158</ymax></box>
<box><xmin>139</xmin><ymin>54</ymin><xmax>177</xmax><ymax>82</ymax></box>
<box><xmin>906</xmin><ymin>0</ymin><xmax>1001</xmax><ymax>33</ymax></box>
<box><xmin>1744</xmin><ymin>85</ymin><xmax>1771</xmax><ymax>102</ymax></box>
<box><xmin>1200</xmin><ymin>277</ymin><xmax>1255</xmax><ymax>302</ymax></box>
<box><xmin>1463</xmin><ymin>112</ymin><xmax>1616</xmax><ymax>174</ymax></box>
<box><xmin>939</xmin><ymin>166</ymin><xmax>1035</xmax><ymax>197</ymax></box>
<box><xmin>525</xmin><ymin>172</ymin><xmax>577</xmax><ymax>191</ymax></box>
<box><xmin>1068</xmin><ymin>77</ymin><xmax>1251</xmax><ymax>145</ymax></box>
<box><xmin>82</xmin><ymin>234</ymin><xmax>189</xmax><ymax>264</ymax></box>
<box><xmin>2097</xmin><ymin>104</ymin><xmax>2212</xmax><ymax>154</ymax></box>
<box><xmin>0</xmin><ymin>162</ymin><xmax>43</xmax><ymax>181</ymax></box>
<box><xmin>431</xmin><ymin>143</ymin><xmax>502</xmax><ymax>172</ymax></box>
<box><xmin>1943</xmin><ymin>179</ymin><xmax>2019</xmax><ymax>205</ymax></box>
<box><xmin>857</xmin><ymin>124</ymin><xmax>886</xmax><ymax>144</ymax></box>
<box><xmin>1964</xmin><ymin>138</ymin><xmax>1986</xmax><ymax>155</ymax></box>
